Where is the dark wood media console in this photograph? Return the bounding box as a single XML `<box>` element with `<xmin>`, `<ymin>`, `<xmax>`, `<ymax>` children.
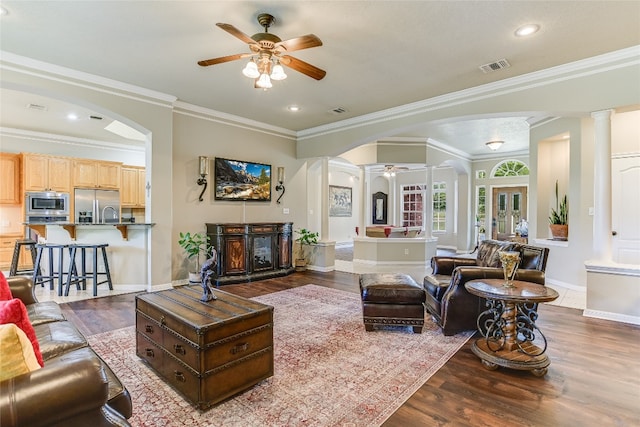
<box><xmin>206</xmin><ymin>222</ymin><xmax>295</xmax><ymax>286</ymax></box>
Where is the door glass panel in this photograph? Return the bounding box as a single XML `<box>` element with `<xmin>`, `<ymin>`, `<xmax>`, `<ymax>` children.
<box><xmin>498</xmin><ymin>193</ymin><xmax>507</xmax><ymax>234</ymax></box>
<box><xmin>511</xmin><ymin>193</ymin><xmax>521</xmax><ymax>233</ymax></box>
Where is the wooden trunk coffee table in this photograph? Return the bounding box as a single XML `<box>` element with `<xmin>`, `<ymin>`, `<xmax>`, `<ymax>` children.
<box><xmin>465</xmin><ymin>279</ymin><xmax>559</xmax><ymax>377</ymax></box>
<box><xmin>136</xmin><ymin>285</ymin><xmax>274</xmax><ymax>409</ymax></box>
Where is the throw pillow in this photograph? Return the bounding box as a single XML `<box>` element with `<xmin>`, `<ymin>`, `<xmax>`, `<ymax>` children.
<box><xmin>0</xmin><ymin>271</ymin><xmax>12</xmax><ymax>301</ymax></box>
<box><xmin>0</xmin><ymin>298</ymin><xmax>44</xmax><ymax>367</ymax></box>
<box><xmin>0</xmin><ymin>323</ymin><xmax>42</xmax><ymax>381</ymax></box>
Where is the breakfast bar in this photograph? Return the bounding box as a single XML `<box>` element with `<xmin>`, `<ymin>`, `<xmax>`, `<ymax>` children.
<box><xmin>23</xmin><ymin>222</ymin><xmax>155</xmax><ymax>287</ymax></box>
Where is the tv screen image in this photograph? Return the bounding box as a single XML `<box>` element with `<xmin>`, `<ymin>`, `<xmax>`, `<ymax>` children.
<box><xmin>214</xmin><ymin>157</ymin><xmax>272</xmax><ymax>201</ymax></box>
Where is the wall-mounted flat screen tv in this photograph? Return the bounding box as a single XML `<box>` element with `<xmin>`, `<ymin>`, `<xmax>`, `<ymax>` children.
<box><xmin>214</xmin><ymin>157</ymin><xmax>272</xmax><ymax>201</ymax></box>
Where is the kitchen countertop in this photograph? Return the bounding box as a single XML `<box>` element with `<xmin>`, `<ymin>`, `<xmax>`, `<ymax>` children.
<box><xmin>24</xmin><ymin>222</ymin><xmax>155</xmax><ymax>240</ymax></box>
<box><xmin>25</xmin><ymin>222</ymin><xmax>155</xmax><ymax>226</ymax></box>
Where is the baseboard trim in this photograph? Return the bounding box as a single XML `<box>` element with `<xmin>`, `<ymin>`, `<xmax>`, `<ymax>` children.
<box><xmin>545</xmin><ymin>278</ymin><xmax>585</xmax><ymax>292</ymax></box>
<box><xmin>583</xmin><ymin>309</ymin><xmax>640</xmax><ymax>326</ymax></box>
<box><xmin>353</xmin><ymin>259</ymin><xmax>428</xmax><ymax>266</ymax></box>
<box><xmin>307</xmin><ymin>265</ymin><xmax>335</xmax><ymax>272</ymax></box>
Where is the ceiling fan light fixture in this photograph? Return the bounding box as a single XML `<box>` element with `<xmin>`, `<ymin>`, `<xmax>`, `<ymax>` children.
<box><xmin>270</xmin><ymin>61</ymin><xmax>287</xmax><ymax>81</ymax></box>
<box><xmin>256</xmin><ymin>73</ymin><xmax>272</xmax><ymax>89</ymax></box>
<box><xmin>242</xmin><ymin>59</ymin><xmax>260</xmax><ymax>78</ymax></box>
<box><xmin>486</xmin><ymin>140</ymin><xmax>504</xmax><ymax>151</ymax></box>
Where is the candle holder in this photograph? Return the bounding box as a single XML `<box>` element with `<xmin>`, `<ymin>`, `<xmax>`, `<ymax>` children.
<box><xmin>498</xmin><ymin>251</ymin><xmax>520</xmax><ymax>288</ymax></box>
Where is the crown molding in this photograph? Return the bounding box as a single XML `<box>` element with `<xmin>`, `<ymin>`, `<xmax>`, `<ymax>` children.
<box><xmin>173</xmin><ymin>101</ymin><xmax>296</xmax><ymax>140</ymax></box>
<box><xmin>0</xmin><ymin>127</ymin><xmax>145</xmax><ymax>152</ymax></box>
<box><xmin>297</xmin><ymin>45</ymin><xmax>640</xmax><ymax>140</ymax></box>
<box><xmin>0</xmin><ymin>51</ymin><xmax>176</xmax><ymax>107</ymax></box>
<box><xmin>1</xmin><ymin>51</ymin><xmax>297</xmax><ymax>139</ymax></box>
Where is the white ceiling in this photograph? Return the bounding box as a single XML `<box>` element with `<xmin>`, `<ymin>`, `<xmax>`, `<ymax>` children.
<box><xmin>1</xmin><ymin>1</ymin><xmax>639</xmax><ymax>157</ymax></box>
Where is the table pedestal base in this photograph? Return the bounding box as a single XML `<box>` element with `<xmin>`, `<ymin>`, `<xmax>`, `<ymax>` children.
<box><xmin>471</xmin><ymin>338</ymin><xmax>549</xmax><ymax>377</ymax></box>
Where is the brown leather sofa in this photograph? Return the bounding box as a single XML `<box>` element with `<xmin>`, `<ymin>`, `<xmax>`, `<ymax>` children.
<box><xmin>424</xmin><ymin>239</ymin><xmax>549</xmax><ymax>336</ymax></box>
<box><xmin>0</xmin><ymin>276</ymin><xmax>132</xmax><ymax>427</ymax></box>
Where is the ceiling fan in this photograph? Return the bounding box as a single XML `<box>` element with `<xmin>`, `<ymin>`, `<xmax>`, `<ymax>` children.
<box><xmin>197</xmin><ymin>13</ymin><xmax>326</xmax><ymax>88</ymax></box>
<box><xmin>383</xmin><ymin>165</ymin><xmax>409</xmax><ymax>177</ymax></box>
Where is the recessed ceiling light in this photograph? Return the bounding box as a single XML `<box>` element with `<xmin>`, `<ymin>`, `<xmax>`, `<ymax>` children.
<box><xmin>67</xmin><ymin>113</ymin><xmax>79</xmax><ymax>120</ymax></box>
<box><xmin>287</xmin><ymin>105</ymin><xmax>300</xmax><ymax>112</ymax></box>
<box><xmin>515</xmin><ymin>24</ymin><xmax>540</xmax><ymax>37</ymax></box>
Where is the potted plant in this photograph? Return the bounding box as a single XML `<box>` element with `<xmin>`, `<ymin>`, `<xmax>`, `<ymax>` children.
<box><xmin>294</xmin><ymin>228</ymin><xmax>319</xmax><ymax>271</ymax></box>
<box><xmin>549</xmin><ymin>180</ymin><xmax>568</xmax><ymax>240</ymax></box>
<box><xmin>178</xmin><ymin>231</ymin><xmax>211</xmax><ymax>282</ymax></box>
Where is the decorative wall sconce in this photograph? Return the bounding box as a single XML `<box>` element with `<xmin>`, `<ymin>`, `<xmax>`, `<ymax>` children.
<box><xmin>275</xmin><ymin>166</ymin><xmax>285</xmax><ymax>204</ymax></box>
<box><xmin>197</xmin><ymin>156</ymin><xmax>209</xmax><ymax>202</ymax></box>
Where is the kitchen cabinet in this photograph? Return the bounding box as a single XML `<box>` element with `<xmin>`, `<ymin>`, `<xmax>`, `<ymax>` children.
<box><xmin>73</xmin><ymin>159</ymin><xmax>122</xmax><ymax>189</ymax></box>
<box><xmin>0</xmin><ymin>234</ymin><xmax>32</xmax><ymax>271</ymax></box>
<box><xmin>0</xmin><ymin>153</ymin><xmax>21</xmax><ymax>204</ymax></box>
<box><xmin>121</xmin><ymin>166</ymin><xmax>146</xmax><ymax>207</ymax></box>
<box><xmin>22</xmin><ymin>153</ymin><xmax>72</xmax><ymax>192</ymax></box>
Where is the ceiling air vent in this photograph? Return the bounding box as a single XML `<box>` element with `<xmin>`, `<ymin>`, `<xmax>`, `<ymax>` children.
<box><xmin>26</xmin><ymin>103</ymin><xmax>47</xmax><ymax>111</ymax></box>
<box><xmin>479</xmin><ymin>58</ymin><xmax>511</xmax><ymax>74</ymax></box>
<box><xmin>329</xmin><ymin>107</ymin><xmax>347</xmax><ymax>114</ymax></box>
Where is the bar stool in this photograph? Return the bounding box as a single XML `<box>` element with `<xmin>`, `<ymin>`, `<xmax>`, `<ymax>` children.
<box><xmin>9</xmin><ymin>239</ymin><xmax>39</xmax><ymax>276</ymax></box>
<box><xmin>33</xmin><ymin>243</ymin><xmax>76</xmax><ymax>297</ymax></box>
<box><xmin>65</xmin><ymin>243</ymin><xmax>114</xmax><ymax>297</ymax></box>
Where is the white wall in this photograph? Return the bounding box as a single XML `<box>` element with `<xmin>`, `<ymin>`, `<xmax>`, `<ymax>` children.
<box><xmin>327</xmin><ymin>161</ymin><xmax>360</xmax><ymax>245</ymax></box>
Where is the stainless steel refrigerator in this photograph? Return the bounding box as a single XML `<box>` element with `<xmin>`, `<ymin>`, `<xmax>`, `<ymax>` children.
<box><xmin>74</xmin><ymin>189</ymin><xmax>121</xmax><ymax>224</ymax></box>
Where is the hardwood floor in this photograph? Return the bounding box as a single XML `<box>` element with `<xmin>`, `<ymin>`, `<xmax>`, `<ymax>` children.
<box><xmin>60</xmin><ymin>271</ymin><xmax>640</xmax><ymax>426</ymax></box>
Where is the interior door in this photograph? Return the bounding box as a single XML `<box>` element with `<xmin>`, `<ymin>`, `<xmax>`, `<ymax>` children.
<box><xmin>612</xmin><ymin>156</ymin><xmax>640</xmax><ymax>264</ymax></box>
<box><xmin>492</xmin><ymin>186</ymin><xmax>527</xmax><ymax>241</ymax></box>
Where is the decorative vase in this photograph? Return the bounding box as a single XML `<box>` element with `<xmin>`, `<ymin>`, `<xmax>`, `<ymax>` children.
<box><xmin>498</xmin><ymin>251</ymin><xmax>520</xmax><ymax>288</ymax></box>
<box><xmin>550</xmin><ymin>224</ymin><xmax>568</xmax><ymax>241</ymax></box>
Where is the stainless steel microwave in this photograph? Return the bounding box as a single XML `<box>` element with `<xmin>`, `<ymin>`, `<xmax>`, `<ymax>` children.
<box><xmin>25</xmin><ymin>191</ymin><xmax>70</xmax><ymax>217</ymax></box>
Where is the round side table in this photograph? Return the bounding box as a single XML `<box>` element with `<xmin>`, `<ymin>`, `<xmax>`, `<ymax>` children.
<box><xmin>465</xmin><ymin>279</ymin><xmax>559</xmax><ymax>377</ymax></box>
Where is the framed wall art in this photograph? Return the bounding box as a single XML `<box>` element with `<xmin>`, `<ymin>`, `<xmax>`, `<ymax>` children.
<box><xmin>329</xmin><ymin>185</ymin><xmax>352</xmax><ymax>217</ymax></box>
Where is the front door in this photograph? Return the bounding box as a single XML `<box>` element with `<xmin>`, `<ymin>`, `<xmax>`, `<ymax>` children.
<box><xmin>492</xmin><ymin>186</ymin><xmax>528</xmax><ymax>241</ymax></box>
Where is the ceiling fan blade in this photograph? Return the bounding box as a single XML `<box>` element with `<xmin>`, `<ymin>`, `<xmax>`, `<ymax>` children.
<box><xmin>216</xmin><ymin>23</ymin><xmax>257</xmax><ymax>45</ymax></box>
<box><xmin>279</xmin><ymin>55</ymin><xmax>326</xmax><ymax>80</ymax></box>
<box><xmin>198</xmin><ymin>53</ymin><xmax>248</xmax><ymax>67</ymax></box>
<box><xmin>275</xmin><ymin>34</ymin><xmax>322</xmax><ymax>52</ymax></box>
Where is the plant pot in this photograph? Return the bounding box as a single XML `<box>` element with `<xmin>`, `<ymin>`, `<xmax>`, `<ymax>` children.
<box><xmin>188</xmin><ymin>272</ymin><xmax>202</xmax><ymax>283</ymax></box>
<box><xmin>295</xmin><ymin>259</ymin><xmax>307</xmax><ymax>272</ymax></box>
<box><xmin>549</xmin><ymin>224</ymin><xmax>568</xmax><ymax>241</ymax></box>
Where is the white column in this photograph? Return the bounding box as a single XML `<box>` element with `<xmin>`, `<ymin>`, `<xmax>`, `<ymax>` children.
<box><xmin>591</xmin><ymin>110</ymin><xmax>614</xmax><ymax>261</ymax></box>
<box><xmin>320</xmin><ymin>157</ymin><xmax>330</xmax><ymax>241</ymax></box>
<box><xmin>388</xmin><ymin>175</ymin><xmax>396</xmax><ymax>225</ymax></box>
<box><xmin>359</xmin><ymin>165</ymin><xmax>367</xmax><ymax>235</ymax></box>
<box><xmin>424</xmin><ymin>166</ymin><xmax>434</xmax><ymax>238</ymax></box>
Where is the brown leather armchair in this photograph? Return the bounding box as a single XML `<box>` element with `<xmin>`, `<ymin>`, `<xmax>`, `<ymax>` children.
<box><xmin>424</xmin><ymin>240</ymin><xmax>549</xmax><ymax>336</ymax></box>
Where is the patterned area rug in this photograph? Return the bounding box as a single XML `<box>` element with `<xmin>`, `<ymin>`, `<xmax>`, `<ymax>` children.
<box><xmin>87</xmin><ymin>285</ymin><xmax>472</xmax><ymax>427</ymax></box>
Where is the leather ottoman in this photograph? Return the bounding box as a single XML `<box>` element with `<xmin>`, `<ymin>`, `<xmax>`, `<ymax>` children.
<box><xmin>359</xmin><ymin>273</ymin><xmax>426</xmax><ymax>333</ymax></box>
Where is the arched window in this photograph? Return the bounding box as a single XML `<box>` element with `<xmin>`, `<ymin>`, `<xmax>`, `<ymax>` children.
<box><xmin>491</xmin><ymin>160</ymin><xmax>530</xmax><ymax>177</ymax></box>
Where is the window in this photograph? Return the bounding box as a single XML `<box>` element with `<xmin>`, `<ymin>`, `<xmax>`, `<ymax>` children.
<box><xmin>492</xmin><ymin>160</ymin><xmax>530</xmax><ymax>177</ymax></box>
<box><xmin>432</xmin><ymin>182</ymin><xmax>446</xmax><ymax>232</ymax></box>
<box><xmin>476</xmin><ymin>186</ymin><xmax>486</xmax><ymax>224</ymax></box>
<box><xmin>401</xmin><ymin>185</ymin><xmax>425</xmax><ymax>227</ymax></box>
<box><xmin>476</xmin><ymin>170</ymin><xmax>487</xmax><ymax>179</ymax></box>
